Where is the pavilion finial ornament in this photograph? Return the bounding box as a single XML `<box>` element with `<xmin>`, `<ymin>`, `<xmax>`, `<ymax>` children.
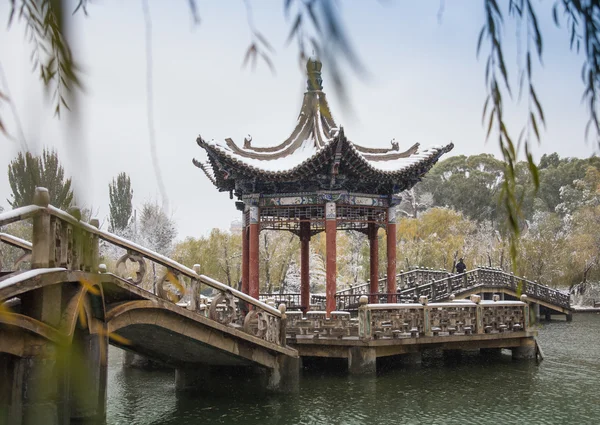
<box><xmin>390</xmin><ymin>138</ymin><xmax>399</xmax><ymax>151</ymax></box>
<box><xmin>243</xmin><ymin>134</ymin><xmax>253</xmax><ymax>149</ymax></box>
<box><xmin>306</xmin><ymin>57</ymin><xmax>323</xmax><ymax>91</ymax></box>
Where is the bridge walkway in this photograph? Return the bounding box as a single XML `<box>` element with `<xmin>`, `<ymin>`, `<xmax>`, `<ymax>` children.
<box><xmin>0</xmin><ymin>191</ymin><xmax>298</xmax><ymax>424</ymax></box>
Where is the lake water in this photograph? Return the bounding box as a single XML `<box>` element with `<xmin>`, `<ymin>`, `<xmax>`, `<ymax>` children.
<box><xmin>106</xmin><ymin>313</ymin><xmax>600</xmax><ymax>424</ymax></box>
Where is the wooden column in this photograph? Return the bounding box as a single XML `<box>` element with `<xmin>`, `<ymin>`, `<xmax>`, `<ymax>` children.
<box><xmin>248</xmin><ymin>205</ymin><xmax>260</xmax><ymax>299</ymax></box>
<box><xmin>300</xmin><ymin>221</ymin><xmax>311</xmax><ymax>313</ymax></box>
<box><xmin>368</xmin><ymin>223</ymin><xmax>379</xmax><ymax>303</ymax></box>
<box><xmin>325</xmin><ymin>202</ymin><xmax>337</xmax><ymax>316</ymax></box>
<box><xmin>241</xmin><ymin>210</ymin><xmax>249</xmax><ymax>295</ymax></box>
<box><xmin>386</xmin><ymin>206</ymin><xmax>397</xmax><ymax>303</ymax></box>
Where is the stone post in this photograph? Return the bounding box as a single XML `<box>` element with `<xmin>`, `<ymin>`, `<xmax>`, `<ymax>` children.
<box><xmin>248</xmin><ymin>205</ymin><xmax>260</xmax><ymax>300</ymax></box>
<box><xmin>325</xmin><ymin>202</ymin><xmax>337</xmax><ymax>316</ymax></box>
<box><xmin>300</xmin><ymin>222</ymin><xmax>311</xmax><ymax>313</ymax></box>
<box><xmin>357</xmin><ymin>295</ymin><xmax>372</xmax><ymax>340</ymax></box>
<box><xmin>190</xmin><ymin>264</ymin><xmax>202</xmax><ymax>312</ymax></box>
<box><xmin>368</xmin><ymin>223</ymin><xmax>379</xmax><ymax>303</ymax></box>
<box><xmin>89</xmin><ymin>218</ymin><xmax>100</xmax><ymax>273</ymax></box>
<box><xmin>25</xmin><ymin>188</ymin><xmax>61</xmax><ymax>327</ymax></box>
<box><xmin>420</xmin><ymin>296</ymin><xmax>431</xmax><ymax>336</ymax></box>
<box><xmin>31</xmin><ymin>187</ymin><xmax>54</xmax><ymax>269</ymax></box>
<box><xmin>386</xmin><ymin>206</ymin><xmax>397</xmax><ymax>303</ymax></box>
<box><xmin>471</xmin><ymin>294</ymin><xmax>483</xmax><ymax>334</ymax></box>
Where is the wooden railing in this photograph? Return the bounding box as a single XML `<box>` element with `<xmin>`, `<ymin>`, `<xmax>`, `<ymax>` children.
<box><xmin>286</xmin><ymin>294</ymin><xmax>530</xmax><ymax>340</ymax></box>
<box><xmin>0</xmin><ymin>188</ymin><xmax>287</xmax><ymax>348</ymax></box>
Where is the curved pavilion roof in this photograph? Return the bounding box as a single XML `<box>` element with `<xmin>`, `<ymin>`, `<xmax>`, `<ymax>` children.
<box><xmin>193</xmin><ymin>59</ymin><xmax>453</xmax><ymax>198</ymax></box>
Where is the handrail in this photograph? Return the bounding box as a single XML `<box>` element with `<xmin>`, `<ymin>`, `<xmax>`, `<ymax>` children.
<box><xmin>0</xmin><ymin>233</ymin><xmax>33</xmax><ymax>251</ymax></box>
<box><xmin>336</xmin><ymin>268</ymin><xmax>451</xmax><ymax>295</ymax></box>
<box><xmin>47</xmin><ymin>205</ymin><xmax>282</xmax><ymax>317</ymax></box>
<box><xmin>397</xmin><ymin>268</ymin><xmax>570</xmax><ymax>309</ymax></box>
<box><xmin>0</xmin><ymin>204</ymin><xmax>281</xmax><ymax>318</ymax></box>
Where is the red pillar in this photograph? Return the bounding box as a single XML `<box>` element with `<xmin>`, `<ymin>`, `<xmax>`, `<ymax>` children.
<box><xmin>248</xmin><ymin>205</ymin><xmax>260</xmax><ymax>299</ymax></box>
<box><xmin>300</xmin><ymin>222</ymin><xmax>311</xmax><ymax>313</ymax></box>
<box><xmin>241</xmin><ymin>212</ymin><xmax>249</xmax><ymax>295</ymax></box>
<box><xmin>368</xmin><ymin>223</ymin><xmax>379</xmax><ymax>303</ymax></box>
<box><xmin>325</xmin><ymin>202</ymin><xmax>337</xmax><ymax>316</ymax></box>
<box><xmin>387</xmin><ymin>206</ymin><xmax>397</xmax><ymax>303</ymax></box>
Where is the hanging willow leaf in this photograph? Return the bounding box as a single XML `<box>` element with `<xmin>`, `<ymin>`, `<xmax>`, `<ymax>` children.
<box><xmin>286</xmin><ymin>14</ymin><xmax>302</xmax><ymax>45</ymax></box>
<box><xmin>530</xmin><ymin>85</ymin><xmax>545</xmax><ymax>125</ymax></box>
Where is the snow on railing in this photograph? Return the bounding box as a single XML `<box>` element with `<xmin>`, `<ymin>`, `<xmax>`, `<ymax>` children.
<box><xmin>0</xmin><ymin>190</ymin><xmax>287</xmax><ymax>347</ymax></box>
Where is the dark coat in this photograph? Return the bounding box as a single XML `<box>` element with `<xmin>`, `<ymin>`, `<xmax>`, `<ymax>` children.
<box><xmin>456</xmin><ymin>261</ymin><xmax>466</xmax><ymax>274</ymax></box>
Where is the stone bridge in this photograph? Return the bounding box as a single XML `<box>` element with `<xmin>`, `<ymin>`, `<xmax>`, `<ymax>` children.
<box><xmin>0</xmin><ymin>188</ymin><xmax>298</xmax><ymax>425</ymax></box>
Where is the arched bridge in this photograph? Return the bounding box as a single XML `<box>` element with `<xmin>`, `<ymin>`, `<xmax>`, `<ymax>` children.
<box><xmin>266</xmin><ymin>268</ymin><xmax>571</xmax><ymax>317</ymax></box>
<box><xmin>328</xmin><ymin>268</ymin><xmax>571</xmax><ymax>317</ymax></box>
<box><xmin>0</xmin><ymin>189</ymin><xmax>298</xmax><ymax>425</ymax></box>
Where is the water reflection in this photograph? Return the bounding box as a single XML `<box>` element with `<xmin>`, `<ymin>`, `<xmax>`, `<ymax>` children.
<box><xmin>107</xmin><ymin>314</ymin><xmax>600</xmax><ymax>425</ymax></box>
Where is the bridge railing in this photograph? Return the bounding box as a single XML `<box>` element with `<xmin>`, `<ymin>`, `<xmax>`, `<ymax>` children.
<box><xmin>0</xmin><ymin>188</ymin><xmax>288</xmax><ymax>348</ymax></box>
<box><xmin>0</xmin><ymin>232</ymin><xmax>32</xmax><ymax>272</ymax></box>
<box><xmin>336</xmin><ymin>268</ymin><xmax>451</xmax><ymax>296</ymax></box>
<box><xmin>310</xmin><ymin>267</ymin><xmax>570</xmax><ymax>312</ymax></box>
<box><xmin>397</xmin><ymin>268</ymin><xmax>570</xmax><ymax>310</ymax></box>
<box><xmin>286</xmin><ymin>294</ymin><xmax>530</xmax><ymax>340</ymax></box>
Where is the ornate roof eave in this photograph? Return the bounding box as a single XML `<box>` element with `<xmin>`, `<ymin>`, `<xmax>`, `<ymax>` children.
<box><xmin>195</xmin><ymin>130</ymin><xmax>453</xmax><ymax>188</ymax></box>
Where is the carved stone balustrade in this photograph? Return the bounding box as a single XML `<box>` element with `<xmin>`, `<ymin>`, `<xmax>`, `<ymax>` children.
<box><xmin>0</xmin><ymin>189</ymin><xmax>289</xmax><ymax>349</ymax></box>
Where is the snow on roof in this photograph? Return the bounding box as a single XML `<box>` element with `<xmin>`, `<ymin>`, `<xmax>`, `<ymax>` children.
<box><xmin>359</xmin><ymin>146</ymin><xmax>447</xmax><ymax>172</ymax></box>
<box><xmin>205</xmin><ymin>136</ymin><xmax>330</xmax><ymax>173</ymax></box>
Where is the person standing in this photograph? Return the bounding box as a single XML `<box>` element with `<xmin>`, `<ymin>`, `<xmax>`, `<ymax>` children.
<box><xmin>456</xmin><ymin>258</ymin><xmax>467</xmax><ymax>274</ymax></box>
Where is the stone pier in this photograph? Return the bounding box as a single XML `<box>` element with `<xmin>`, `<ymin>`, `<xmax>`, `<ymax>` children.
<box><xmin>348</xmin><ymin>347</ymin><xmax>377</xmax><ymax>375</ymax></box>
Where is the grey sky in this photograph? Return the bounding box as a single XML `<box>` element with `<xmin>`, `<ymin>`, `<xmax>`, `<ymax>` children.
<box><xmin>1</xmin><ymin>1</ymin><xmax>598</xmax><ymax>239</ymax></box>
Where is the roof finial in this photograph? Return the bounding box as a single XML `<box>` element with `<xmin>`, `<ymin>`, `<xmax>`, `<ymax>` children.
<box><xmin>306</xmin><ymin>57</ymin><xmax>323</xmax><ymax>91</ymax></box>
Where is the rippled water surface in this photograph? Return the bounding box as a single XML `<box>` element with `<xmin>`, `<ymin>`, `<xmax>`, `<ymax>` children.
<box><xmin>107</xmin><ymin>314</ymin><xmax>600</xmax><ymax>424</ymax></box>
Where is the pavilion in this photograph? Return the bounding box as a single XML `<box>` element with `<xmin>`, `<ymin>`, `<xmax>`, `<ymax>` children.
<box><xmin>194</xmin><ymin>59</ymin><xmax>453</xmax><ymax>315</ymax></box>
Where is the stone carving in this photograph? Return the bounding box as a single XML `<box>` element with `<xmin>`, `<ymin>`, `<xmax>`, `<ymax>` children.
<box><xmin>243</xmin><ymin>310</ymin><xmax>281</xmax><ymax>344</ymax></box>
<box><xmin>116</xmin><ymin>251</ymin><xmax>146</xmax><ymax>285</ymax></box>
<box><xmin>157</xmin><ymin>268</ymin><xmax>185</xmax><ymax>302</ymax></box>
<box><xmin>209</xmin><ymin>292</ymin><xmax>239</xmax><ymax>325</ymax></box>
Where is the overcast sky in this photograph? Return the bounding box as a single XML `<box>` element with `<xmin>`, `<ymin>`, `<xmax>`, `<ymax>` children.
<box><xmin>1</xmin><ymin>0</ymin><xmax>598</xmax><ymax>239</ymax></box>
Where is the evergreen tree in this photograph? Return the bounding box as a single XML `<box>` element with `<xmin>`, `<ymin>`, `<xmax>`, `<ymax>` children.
<box><xmin>108</xmin><ymin>172</ymin><xmax>133</xmax><ymax>233</ymax></box>
<box><xmin>7</xmin><ymin>149</ymin><xmax>73</xmax><ymax>209</ymax></box>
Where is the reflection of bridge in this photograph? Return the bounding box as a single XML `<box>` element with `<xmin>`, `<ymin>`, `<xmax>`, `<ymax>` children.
<box><xmin>1</xmin><ymin>189</ymin><xmax>555</xmax><ymax>424</ymax></box>
<box><xmin>0</xmin><ymin>189</ymin><xmax>298</xmax><ymax>425</ymax></box>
